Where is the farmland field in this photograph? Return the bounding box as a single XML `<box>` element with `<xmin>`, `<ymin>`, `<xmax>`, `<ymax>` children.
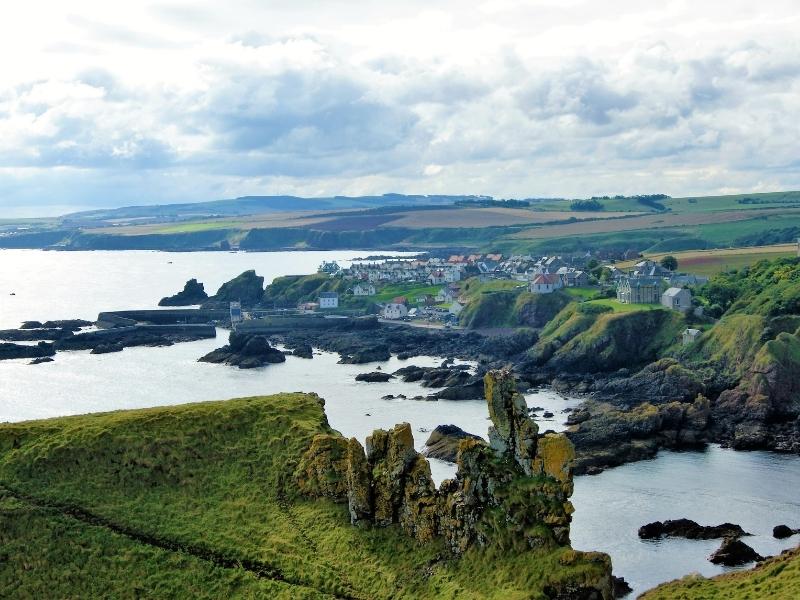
<box><xmin>385</xmin><ymin>207</ymin><xmax>635</xmax><ymax>228</ymax></box>
<box><xmin>511</xmin><ymin>208</ymin><xmax>800</xmax><ymax>240</ymax></box>
<box><xmin>618</xmin><ymin>244</ymin><xmax>798</xmax><ymax>276</ymax></box>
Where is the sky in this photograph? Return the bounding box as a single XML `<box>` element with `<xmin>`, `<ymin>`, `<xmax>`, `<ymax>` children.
<box><xmin>1</xmin><ymin>0</ymin><xmax>799</xmax><ymax>216</ymax></box>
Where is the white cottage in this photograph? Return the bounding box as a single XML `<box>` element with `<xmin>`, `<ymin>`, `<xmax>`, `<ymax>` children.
<box><xmin>383</xmin><ymin>303</ymin><xmax>408</xmax><ymax>320</ymax></box>
<box><xmin>318</xmin><ymin>292</ymin><xmax>339</xmax><ymax>309</ymax></box>
<box><xmin>661</xmin><ymin>287</ymin><xmax>692</xmax><ymax>312</ymax></box>
<box><xmin>352</xmin><ymin>283</ymin><xmax>376</xmax><ymax>296</ymax></box>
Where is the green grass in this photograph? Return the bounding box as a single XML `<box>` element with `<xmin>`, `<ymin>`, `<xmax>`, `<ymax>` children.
<box><xmin>640</xmin><ymin>546</ymin><xmax>800</xmax><ymax>599</ymax></box>
<box><xmin>372</xmin><ymin>282</ymin><xmax>443</xmax><ymax>304</ymax></box>
<box><xmin>0</xmin><ymin>393</ymin><xmax>608</xmax><ymax>599</ymax></box>
<box><xmin>563</xmin><ymin>287</ymin><xmax>602</xmax><ymax>299</ymax></box>
<box><xmin>584</xmin><ymin>298</ymin><xmax>661</xmax><ymax>313</ymax></box>
<box><xmin>151</xmin><ymin>220</ymin><xmax>245</xmax><ymax>234</ymax></box>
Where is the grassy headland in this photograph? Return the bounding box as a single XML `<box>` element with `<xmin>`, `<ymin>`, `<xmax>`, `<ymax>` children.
<box><xmin>0</xmin><ymin>393</ymin><xmax>609</xmax><ymax>599</ymax></box>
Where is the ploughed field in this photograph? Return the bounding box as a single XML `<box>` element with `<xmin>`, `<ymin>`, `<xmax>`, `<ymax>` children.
<box><xmin>0</xmin><ymin>393</ymin><xmax>607</xmax><ymax>599</ymax></box>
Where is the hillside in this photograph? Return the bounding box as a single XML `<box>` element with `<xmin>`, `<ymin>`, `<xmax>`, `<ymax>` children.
<box><xmin>5</xmin><ymin>190</ymin><xmax>800</xmax><ymax>254</ymax></box>
<box><xmin>0</xmin><ymin>393</ymin><xmax>610</xmax><ymax>599</ymax></box>
<box><xmin>640</xmin><ymin>546</ymin><xmax>800</xmax><ymax>600</ymax></box>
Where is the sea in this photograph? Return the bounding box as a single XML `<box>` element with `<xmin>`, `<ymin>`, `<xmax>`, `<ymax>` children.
<box><xmin>1</xmin><ymin>249</ymin><xmax>799</xmax><ymax>596</ymax></box>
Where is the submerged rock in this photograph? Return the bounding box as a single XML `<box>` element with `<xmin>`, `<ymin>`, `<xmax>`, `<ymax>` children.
<box><xmin>612</xmin><ymin>575</ymin><xmax>633</xmax><ymax>598</ymax></box>
<box><xmin>0</xmin><ymin>341</ymin><xmax>56</xmax><ymax>361</ymax></box>
<box><xmin>29</xmin><ymin>356</ymin><xmax>54</xmax><ymax>365</ymax></box>
<box><xmin>709</xmin><ymin>538</ymin><xmax>764</xmax><ymax>566</ymax></box>
<box><xmin>20</xmin><ymin>319</ymin><xmax>92</xmax><ymax>331</ymax></box>
<box><xmin>773</xmin><ymin>524</ymin><xmax>800</xmax><ymax>539</ymax></box>
<box><xmin>638</xmin><ymin>519</ymin><xmax>748</xmax><ymax>540</ymax></box>
<box><xmin>338</xmin><ymin>344</ymin><xmax>390</xmax><ymax>364</ymax></box>
<box><xmin>158</xmin><ymin>278</ymin><xmax>209</xmax><ymax>306</ymax></box>
<box><xmin>291</xmin><ymin>344</ymin><xmax>313</xmax><ymax>359</ymax></box>
<box><xmin>422</xmin><ymin>424</ymin><xmax>483</xmax><ymax>462</ymax></box>
<box><xmin>355</xmin><ymin>372</ymin><xmax>393</xmax><ymax>383</ymax></box>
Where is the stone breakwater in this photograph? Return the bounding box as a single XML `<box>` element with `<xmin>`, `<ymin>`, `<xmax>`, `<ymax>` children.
<box><xmin>295</xmin><ymin>370</ymin><xmax>592</xmax><ymax>557</ymax></box>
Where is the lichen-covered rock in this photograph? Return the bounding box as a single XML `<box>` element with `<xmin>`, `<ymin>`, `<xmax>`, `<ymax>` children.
<box><xmin>398</xmin><ymin>456</ymin><xmax>438</xmax><ymax>543</ymax></box>
<box><xmin>486</xmin><ymin>370</ymin><xmax>539</xmax><ymax>475</ymax></box>
<box><xmin>533</xmin><ymin>433</ymin><xmax>575</xmax><ymax>484</ymax></box>
<box><xmin>298</xmin><ymin>370</ymin><xmax>585</xmax><ymax>561</ymax></box>
<box><xmin>295</xmin><ymin>434</ymin><xmax>349</xmax><ymax>499</ymax></box>
<box><xmin>345</xmin><ymin>437</ymin><xmax>372</xmax><ymax>525</ymax></box>
<box><xmin>366</xmin><ymin>423</ymin><xmax>418</xmax><ymax>526</ymax></box>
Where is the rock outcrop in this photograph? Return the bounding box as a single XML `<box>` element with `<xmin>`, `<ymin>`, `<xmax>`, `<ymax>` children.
<box><xmin>296</xmin><ymin>370</ymin><xmax>585</xmax><ymax>558</ymax></box>
<box><xmin>202</xmin><ymin>270</ymin><xmax>265</xmax><ymax>308</ymax></box>
<box><xmin>423</xmin><ymin>424</ymin><xmax>483</xmax><ymax>462</ymax></box>
<box><xmin>199</xmin><ymin>332</ymin><xmax>285</xmax><ymax>368</ymax></box>
<box><xmin>638</xmin><ymin>519</ymin><xmax>749</xmax><ymax>540</ymax></box>
<box><xmin>568</xmin><ymin>395</ymin><xmax>711</xmax><ymax>474</ymax></box>
<box><xmin>393</xmin><ymin>364</ymin><xmax>485</xmax><ymax>400</ymax></box>
<box><xmin>20</xmin><ymin>319</ymin><xmax>92</xmax><ymax>330</ymax></box>
<box><xmin>0</xmin><ymin>341</ymin><xmax>56</xmax><ymax>361</ymax></box>
<box><xmin>712</xmin><ymin>332</ymin><xmax>800</xmax><ymax>453</ymax></box>
<box><xmin>773</xmin><ymin>524</ymin><xmax>800</xmax><ymax>539</ymax></box>
<box><xmin>355</xmin><ymin>371</ymin><xmax>393</xmax><ymax>383</ymax></box>
<box><xmin>708</xmin><ymin>538</ymin><xmax>764</xmax><ymax>566</ymax></box>
<box><xmin>158</xmin><ymin>279</ymin><xmax>209</xmax><ymax>306</ymax></box>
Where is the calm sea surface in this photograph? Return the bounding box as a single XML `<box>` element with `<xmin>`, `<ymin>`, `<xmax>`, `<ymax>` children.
<box><xmin>1</xmin><ymin>249</ymin><xmax>798</xmax><ymax>596</ymax></box>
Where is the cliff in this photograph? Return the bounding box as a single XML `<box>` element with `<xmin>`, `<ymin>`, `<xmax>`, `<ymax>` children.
<box><xmin>202</xmin><ymin>269</ymin><xmax>265</xmax><ymax>307</ymax></box>
<box><xmin>458</xmin><ymin>288</ymin><xmax>571</xmax><ymax>329</ymax></box>
<box><xmin>0</xmin><ymin>390</ymin><xmax>611</xmax><ymax>599</ymax></box>
<box><xmin>527</xmin><ymin>304</ymin><xmax>684</xmax><ymax>373</ymax></box>
<box><xmin>296</xmin><ymin>370</ymin><xmax>613</xmax><ymax>597</ymax></box>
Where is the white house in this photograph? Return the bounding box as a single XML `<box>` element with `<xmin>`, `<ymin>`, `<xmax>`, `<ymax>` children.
<box><xmin>436</xmin><ymin>287</ymin><xmax>455</xmax><ymax>303</ymax></box>
<box><xmin>661</xmin><ymin>287</ymin><xmax>692</xmax><ymax>312</ymax></box>
<box><xmin>383</xmin><ymin>303</ymin><xmax>408</xmax><ymax>320</ymax></box>
<box><xmin>428</xmin><ymin>270</ymin><xmax>446</xmax><ymax>285</ymax></box>
<box><xmin>318</xmin><ymin>292</ymin><xmax>339</xmax><ymax>309</ymax></box>
<box><xmin>352</xmin><ymin>282</ymin><xmax>376</xmax><ymax>296</ymax></box>
<box><xmin>682</xmin><ymin>328</ymin><xmax>701</xmax><ymax>345</ymax></box>
<box><xmin>449</xmin><ymin>301</ymin><xmax>464</xmax><ymax>316</ymax></box>
<box><xmin>530</xmin><ymin>273</ymin><xmax>562</xmax><ymax>294</ymax></box>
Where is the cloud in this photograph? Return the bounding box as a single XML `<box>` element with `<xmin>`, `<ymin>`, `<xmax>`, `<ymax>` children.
<box><xmin>0</xmin><ymin>1</ymin><xmax>799</xmax><ymax>214</ymax></box>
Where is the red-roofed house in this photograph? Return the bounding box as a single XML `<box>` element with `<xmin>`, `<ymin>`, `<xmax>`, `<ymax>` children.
<box><xmin>530</xmin><ymin>274</ymin><xmax>562</xmax><ymax>294</ymax></box>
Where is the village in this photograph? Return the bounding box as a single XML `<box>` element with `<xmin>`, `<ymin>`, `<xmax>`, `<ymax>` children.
<box><xmin>302</xmin><ymin>253</ymin><xmax>709</xmax><ymax>337</ymax></box>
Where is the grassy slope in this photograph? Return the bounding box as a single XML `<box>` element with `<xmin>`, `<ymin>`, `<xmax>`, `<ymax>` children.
<box><xmin>0</xmin><ymin>394</ymin><xmax>607</xmax><ymax>599</ymax></box>
<box><xmin>640</xmin><ymin>547</ymin><xmax>800</xmax><ymax>600</ymax></box>
<box><xmin>528</xmin><ymin>303</ymin><xmax>685</xmax><ymax>371</ymax></box>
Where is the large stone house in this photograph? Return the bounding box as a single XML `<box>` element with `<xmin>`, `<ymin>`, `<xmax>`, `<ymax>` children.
<box><xmin>617</xmin><ymin>277</ymin><xmax>661</xmax><ymax>304</ymax></box>
<box><xmin>661</xmin><ymin>287</ymin><xmax>692</xmax><ymax>312</ymax></box>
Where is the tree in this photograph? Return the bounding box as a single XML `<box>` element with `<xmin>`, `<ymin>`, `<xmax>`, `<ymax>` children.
<box><xmin>660</xmin><ymin>255</ymin><xmax>678</xmax><ymax>271</ymax></box>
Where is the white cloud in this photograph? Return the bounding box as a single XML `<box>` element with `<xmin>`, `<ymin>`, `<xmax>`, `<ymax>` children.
<box><xmin>0</xmin><ymin>0</ymin><xmax>799</xmax><ymax>214</ymax></box>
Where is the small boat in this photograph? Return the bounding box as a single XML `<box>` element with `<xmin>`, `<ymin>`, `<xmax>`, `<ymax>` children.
<box><xmin>9</xmin><ymin>292</ymin><xmax>15</xmax><ymax>296</ymax></box>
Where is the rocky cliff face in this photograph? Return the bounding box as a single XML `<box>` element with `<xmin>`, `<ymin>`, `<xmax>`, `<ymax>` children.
<box><xmin>296</xmin><ymin>370</ymin><xmax>592</xmax><ymax>561</ymax></box>
<box><xmin>202</xmin><ymin>270</ymin><xmax>265</xmax><ymax>307</ymax></box>
<box><xmin>712</xmin><ymin>331</ymin><xmax>800</xmax><ymax>452</ymax></box>
<box><xmin>158</xmin><ymin>279</ymin><xmax>209</xmax><ymax>306</ymax></box>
